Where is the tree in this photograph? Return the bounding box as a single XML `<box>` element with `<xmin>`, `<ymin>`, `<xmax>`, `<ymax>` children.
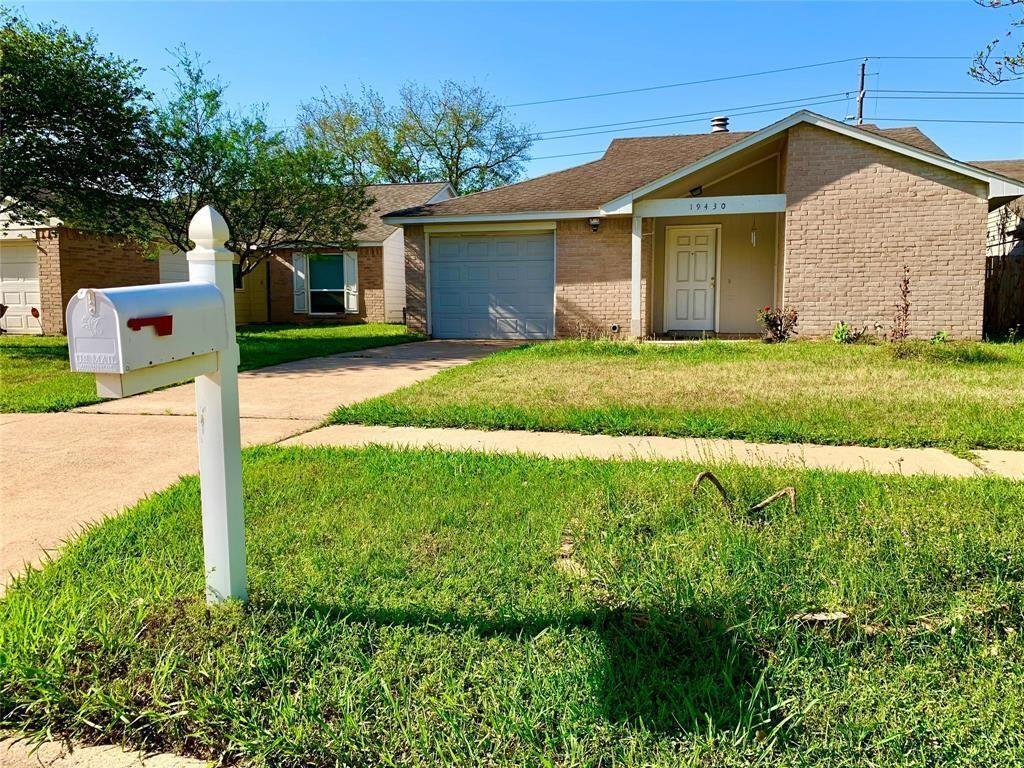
<box><xmin>971</xmin><ymin>0</ymin><xmax>1024</xmax><ymax>84</ymax></box>
<box><xmin>148</xmin><ymin>52</ymin><xmax>371</xmax><ymax>275</ymax></box>
<box><xmin>301</xmin><ymin>81</ymin><xmax>533</xmax><ymax>195</ymax></box>
<box><xmin>0</xmin><ymin>9</ymin><xmax>158</xmax><ymax>237</ymax></box>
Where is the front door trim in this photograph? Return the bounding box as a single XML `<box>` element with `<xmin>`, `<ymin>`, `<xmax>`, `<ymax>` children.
<box><xmin>663</xmin><ymin>224</ymin><xmax>721</xmax><ymax>334</ymax></box>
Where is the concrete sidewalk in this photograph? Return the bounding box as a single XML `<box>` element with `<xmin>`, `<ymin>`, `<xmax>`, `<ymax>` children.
<box><xmin>284</xmin><ymin>424</ymin><xmax>1021</xmax><ymax>478</ymax></box>
<box><xmin>2</xmin><ymin>341</ymin><xmax>509</xmax><ymax>584</ymax></box>
<box><xmin>76</xmin><ymin>340</ymin><xmax>509</xmax><ymax>419</ymax></box>
<box><xmin>1</xmin><ymin>738</ymin><xmax>207</xmax><ymax>768</ymax></box>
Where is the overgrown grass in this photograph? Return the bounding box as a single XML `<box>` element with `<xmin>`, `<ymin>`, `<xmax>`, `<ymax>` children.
<box><xmin>0</xmin><ymin>324</ymin><xmax>420</xmax><ymax>413</ymax></box>
<box><xmin>2</xmin><ymin>446</ymin><xmax>1023</xmax><ymax>766</ymax></box>
<box><xmin>333</xmin><ymin>339</ymin><xmax>1024</xmax><ymax>451</ymax></box>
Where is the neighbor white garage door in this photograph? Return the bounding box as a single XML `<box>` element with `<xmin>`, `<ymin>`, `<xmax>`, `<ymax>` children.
<box><xmin>0</xmin><ymin>240</ymin><xmax>42</xmax><ymax>335</ymax></box>
<box><xmin>429</xmin><ymin>233</ymin><xmax>554</xmax><ymax>339</ymax></box>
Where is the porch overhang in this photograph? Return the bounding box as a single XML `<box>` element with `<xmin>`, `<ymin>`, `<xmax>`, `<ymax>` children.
<box><xmin>628</xmin><ymin>193</ymin><xmax>786</xmax><ymax>337</ymax></box>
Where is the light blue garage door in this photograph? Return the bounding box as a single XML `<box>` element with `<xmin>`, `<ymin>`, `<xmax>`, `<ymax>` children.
<box><xmin>429</xmin><ymin>234</ymin><xmax>555</xmax><ymax>339</ymax></box>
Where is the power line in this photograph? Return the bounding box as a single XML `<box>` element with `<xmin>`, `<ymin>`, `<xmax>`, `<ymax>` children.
<box><xmin>507</xmin><ymin>56</ymin><xmax>975</xmax><ymax>108</ymax></box>
<box><xmin>530</xmin><ymin>115</ymin><xmax>1024</xmax><ymax>163</ymax></box>
<box><xmin>876</xmin><ymin>88</ymin><xmax>1024</xmax><ymax>95</ymax></box>
<box><xmin>870</xmin><ymin>117</ymin><xmax>1024</xmax><ymax>124</ymax></box>
<box><xmin>535</xmin><ymin>96</ymin><xmax>850</xmax><ymax>141</ymax></box>
<box><xmin>530</xmin><ymin>149</ymin><xmax>605</xmax><ymax>161</ymax></box>
<box><xmin>536</xmin><ymin>92</ymin><xmax>852</xmax><ymax>136</ymax></box>
<box><xmin>874</xmin><ymin>95</ymin><xmax>1024</xmax><ymax>100</ymax></box>
<box><xmin>507</xmin><ymin>58</ymin><xmax>865</xmax><ymax>108</ymax></box>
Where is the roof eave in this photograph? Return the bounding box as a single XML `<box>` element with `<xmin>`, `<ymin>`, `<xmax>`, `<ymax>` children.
<box><xmin>382</xmin><ymin>209</ymin><xmax>608</xmax><ymax>225</ymax></box>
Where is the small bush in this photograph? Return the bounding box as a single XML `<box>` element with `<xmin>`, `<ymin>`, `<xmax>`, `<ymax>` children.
<box><xmin>930</xmin><ymin>330</ymin><xmax>949</xmax><ymax>345</ymax></box>
<box><xmin>756</xmin><ymin>306</ymin><xmax>798</xmax><ymax>343</ymax></box>
<box><xmin>832</xmin><ymin>321</ymin><xmax>871</xmax><ymax>344</ymax></box>
<box><xmin>889</xmin><ymin>266</ymin><xmax>911</xmax><ymax>343</ymax></box>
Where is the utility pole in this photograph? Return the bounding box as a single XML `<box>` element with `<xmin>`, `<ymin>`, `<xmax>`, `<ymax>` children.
<box><xmin>856</xmin><ymin>58</ymin><xmax>867</xmax><ymax>125</ymax></box>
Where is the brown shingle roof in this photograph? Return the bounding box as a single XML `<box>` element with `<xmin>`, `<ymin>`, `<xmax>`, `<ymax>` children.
<box><xmin>361</xmin><ymin>182</ymin><xmax>450</xmax><ymax>240</ymax></box>
<box><xmin>387</xmin><ymin>117</ymin><xmax>951</xmax><ymax>219</ymax></box>
<box><xmin>859</xmin><ymin>125</ymin><xmax>948</xmax><ymax>156</ymax></box>
<box><xmin>969</xmin><ymin>159</ymin><xmax>1024</xmax><ymax>183</ymax></box>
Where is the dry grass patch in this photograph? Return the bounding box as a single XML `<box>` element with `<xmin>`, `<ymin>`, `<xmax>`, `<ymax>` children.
<box><xmin>333</xmin><ymin>340</ymin><xmax>1024</xmax><ymax>451</ymax></box>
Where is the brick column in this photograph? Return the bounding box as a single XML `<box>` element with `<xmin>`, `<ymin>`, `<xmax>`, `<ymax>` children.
<box><xmin>404</xmin><ymin>225</ymin><xmax>428</xmax><ymax>335</ymax></box>
<box><xmin>35</xmin><ymin>228</ymin><xmax>64</xmax><ymax>334</ymax></box>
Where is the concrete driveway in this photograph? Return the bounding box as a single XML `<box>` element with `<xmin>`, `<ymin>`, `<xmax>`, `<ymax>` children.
<box><xmin>1</xmin><ymin>340</ymin><xmax>506</xmax><ymax>585</ymax></box>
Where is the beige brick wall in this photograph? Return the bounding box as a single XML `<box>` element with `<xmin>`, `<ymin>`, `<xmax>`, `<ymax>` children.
<box><xmin>38</xmin><ymin>227</ymin><xmax>159</xmax><ymax>334</ymax></box>
<box><xmin>555</xmin><ymin>217</ymin><xmax>638</xmax><ymax>338</ymax></box>
<box><xmin>404</xmin><ymin>225</ymin><xmax>428</xmax><ymax>335</ymax></box>
<box><xmin>269</xmin><ymin>246</ymin><xmax>385</xmax><ymax>325</ymax></box>
<box><xmin>783</xmin><ymin>123</ymin><xmax>988</xmax><ymax>339</ymax></box>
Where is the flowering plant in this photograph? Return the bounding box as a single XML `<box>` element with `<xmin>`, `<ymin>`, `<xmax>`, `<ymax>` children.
<box><xmin>756</xmin><ymin>306</ymin><xmax>799</xmax><ymax>343</ymax></box>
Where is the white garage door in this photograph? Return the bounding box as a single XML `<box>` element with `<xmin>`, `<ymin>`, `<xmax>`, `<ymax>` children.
<box><xmin>429</xmin><ymin>233</ymin><xmax>554</xmax><ymax>339</ymax></box>
<box><xmin>0</xmin><ymin>240</ymin><xmax>42</xmax><ymax>335</ymax></box>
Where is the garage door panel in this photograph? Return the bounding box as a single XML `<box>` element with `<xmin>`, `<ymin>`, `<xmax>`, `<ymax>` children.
<box><xmin>0</xmin><ymin>240</ymin><xmax>43</xmax><ymax>334</ymax></box>
<box><xmin>429</xmin><ymin>234</ymin><xmax>554</xmax><ymax>339</ymax></box>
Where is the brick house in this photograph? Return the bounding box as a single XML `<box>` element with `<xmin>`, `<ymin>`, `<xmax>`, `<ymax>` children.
<box><xmin>0</xmin><ymin>216</ymin><xmax>159</xmax><ymax>335</ymax></box>
<box><xmin>157</xmin><ymin>182</ymin><xmax>452</xmax><ymax>327</ymax></box>
<box><xmin>0</xmin><ymin>182</ymin><xmax>451</xmax><ymax>335</ymax></box>
<box><xmin>384</xmin><ymin>111</ymin><xmax>1024</xmax><ymax>340</ymax></box>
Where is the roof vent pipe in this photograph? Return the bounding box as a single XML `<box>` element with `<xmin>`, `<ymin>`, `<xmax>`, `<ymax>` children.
<box><xmin>710</xmin><ymin>116</ymin><xmax>729</xmax><ymax>133</ymax></box>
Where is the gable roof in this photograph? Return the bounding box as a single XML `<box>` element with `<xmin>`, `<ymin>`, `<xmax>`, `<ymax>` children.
<box><xmin>360</xmin><ymin>182</ymin><xmax>452</xmax><ymax>241</ymax></box>
<box><xmin>385</xmin><ymin>111</ymin><xmax>1024</xmax><ymax>223</ymax></box>
<box><xmin>970</xmin><ymin>159</ymin><xmax>1024</xmax><ymax>183</ymax></box>
<box><xmin>858</xmin><ymin>124</ymin><xmax>948</xmax><ymax>156</ymax></box>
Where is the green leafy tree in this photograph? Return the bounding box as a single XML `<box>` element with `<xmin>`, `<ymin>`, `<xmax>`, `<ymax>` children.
<box><xmin>302</xmin><ymin>81</ymin><xmax>533</xmax><ymax>195</ymax></box>
<box><xmin>0</xmin><ymin>9</ymin><xmax>159</xmax><ymax>236</ymax></box>
<box><xmin>971</xmin><ymin>0</ymin><xmax>1024</xmax><ymax>84</ymax></box>
<box><xmin>149</xmin><ymin>52</ymin><xmax>371</xmax><ymax>275</ymax></box>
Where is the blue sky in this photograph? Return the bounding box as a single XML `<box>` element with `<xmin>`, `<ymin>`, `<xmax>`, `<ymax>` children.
<box><xmin>22</xmin><ymin>1</ymin><xmax>1024</xmax><ymax>178</ymax></box>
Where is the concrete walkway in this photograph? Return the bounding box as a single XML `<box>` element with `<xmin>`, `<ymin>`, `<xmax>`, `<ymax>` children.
<box><xmin>285</xmin><ymin>424</ymin><xmax>1024</xmax><ymax>479</ymax></box>
<box><xmin>1</xmin><ymin>341</ymin><xmax>506</xmax><ymax>584</ymax></box>
<box><xmin>76</xmin><ymin>340</ymin><xmax>508</xmax><ymax>419</ymax></box>
<box><xmin>1</xmin><ymin>738</ymin><xmax>207</xmax><ymax>768</ymax></box>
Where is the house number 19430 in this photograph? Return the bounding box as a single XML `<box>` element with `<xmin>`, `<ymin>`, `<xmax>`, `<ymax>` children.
<box><xmin>689</xmin><ymin>201</ymin><xmax>726</xmax><ymax>212</ymax></box>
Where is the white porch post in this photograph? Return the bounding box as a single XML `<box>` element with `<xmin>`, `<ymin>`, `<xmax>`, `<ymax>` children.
<box><xmin>630</xmin><ymin>215</ymin><xmax>642</xmax><ymax>338</ymax></box>
<box><xmin>187</xmin><ymin>206</ymin><xmax>247</xmax><ymax>604</ymax></box>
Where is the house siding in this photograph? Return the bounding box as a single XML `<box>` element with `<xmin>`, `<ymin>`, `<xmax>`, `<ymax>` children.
<box><xmin>268</xmin><ymin>245</ymin><xmax>385</xmax><ymax>325</ymax></box>
<box><xmin>382</xmin><ymin>229</ymin><xmax>407</xmax><ymax>323</ymax></box>
<box><xmin>38</xmin><ymin>227</ymin><xmax>159</xmax><ymax>334</ymax></box>
<box><xmin>782</xmin><ymin>123</ymin><xmax>988</xmax><ymax>339</ymax></box>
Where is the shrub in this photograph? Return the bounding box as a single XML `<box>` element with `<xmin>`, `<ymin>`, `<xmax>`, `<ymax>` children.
<box><xmin>889</xmin><ymin>266</ymin><xmax>911</xmax><ymax>343</ymax></box>
<box><xmin>832</xmin><ymin>321</ymin><xmax>869</xmax><ymax>344</ymax></box>
<box><xmin>756</xmin><ymin>306</ymin><xmax>798</xmax><ymax>343</ymax></box>
<box><xmin>930</xmin><ymin>330</ymin><xmax>949</xmax><ymax>344</ymax></box>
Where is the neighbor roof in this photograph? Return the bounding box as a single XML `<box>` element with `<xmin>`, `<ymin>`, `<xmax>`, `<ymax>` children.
<box><xmin>970</xmin><ymin>159</ymin><xmax>1024</xmax><ymax>183</ymax></box>
<box><xmin>360</xmin><ymin>182</ymin><xmax>451</xmax><ymax>241</ymax></box>
<box><xmin>385</xmin><ymin>111</ymin><xmax>1020</xmax><ymax>222</ymax></box>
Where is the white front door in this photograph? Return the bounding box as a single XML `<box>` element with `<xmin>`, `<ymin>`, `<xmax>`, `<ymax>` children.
<box><xmin>664</xmin><ymin>226</ymin><xmax>717</xmax><ymax>332</ymax></box>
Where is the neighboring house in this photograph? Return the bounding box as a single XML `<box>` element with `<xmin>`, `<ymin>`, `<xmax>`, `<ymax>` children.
<box><xmin>159</xmin><ymin>182</ymin><xmax>452</xmax><ymax>327</ymax></box>
<box><xmin>0</xmin><ymin>211</ymin><xmax>158</xmax><ymax>335</ymax></box>
<box><xmin>0</xmin><ymin>182</ymin><xmax>451</xmax><ymax>335</ymax></box>
<box><xmin>971</xmin><ymin>159</ymin><xmax>1024</xmax><ymax>336</ymax></box>
<box><xmin>384</xmin><ymin>110</ymin><xmax>1024</xmax><ymax>340</ymax></box>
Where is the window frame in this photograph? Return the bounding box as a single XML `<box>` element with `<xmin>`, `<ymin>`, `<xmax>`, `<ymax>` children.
<box><xmin>306</xmin><ymin>252</ymin><xmax>347</xmax><ymax>316</ymax></box>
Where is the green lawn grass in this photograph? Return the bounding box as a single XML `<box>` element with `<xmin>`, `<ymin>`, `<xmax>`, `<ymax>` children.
<box><xmin>0</xmin><ymin>323</ymin><xmax>420</xmax><ymax>413</ymax></box>
<box><xmin>2</xmin><ymin>446</ymin><xmax>1023</xmax><ymax>766</ymax></box>
<box><xmin>333</xmin><ymin>339</ymin><xmax>1024</xmax><ymax>452</ymax></box>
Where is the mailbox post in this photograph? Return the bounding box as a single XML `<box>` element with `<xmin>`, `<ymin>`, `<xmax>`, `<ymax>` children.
<box><xmin>66</xmin><ymin>205</ymin><xmax>247</xmax><ymax>604</ymax></box>
<box><xmin>187</xmin><ymin>207</ymin><xmax>247</xmax><ymax>603</ymax></box>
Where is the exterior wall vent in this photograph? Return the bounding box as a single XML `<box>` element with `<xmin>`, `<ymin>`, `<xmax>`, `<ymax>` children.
<box><xmin>710</xmin><ymin>116</ymin><xmax>730</xmax><ymax>133</ymax></box>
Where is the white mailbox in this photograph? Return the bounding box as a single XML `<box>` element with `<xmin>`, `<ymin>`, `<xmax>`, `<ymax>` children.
<box><xmin>66</xmin><ymin>282</ymin><xmax>228</xmax><ymax>398</ymax></box>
